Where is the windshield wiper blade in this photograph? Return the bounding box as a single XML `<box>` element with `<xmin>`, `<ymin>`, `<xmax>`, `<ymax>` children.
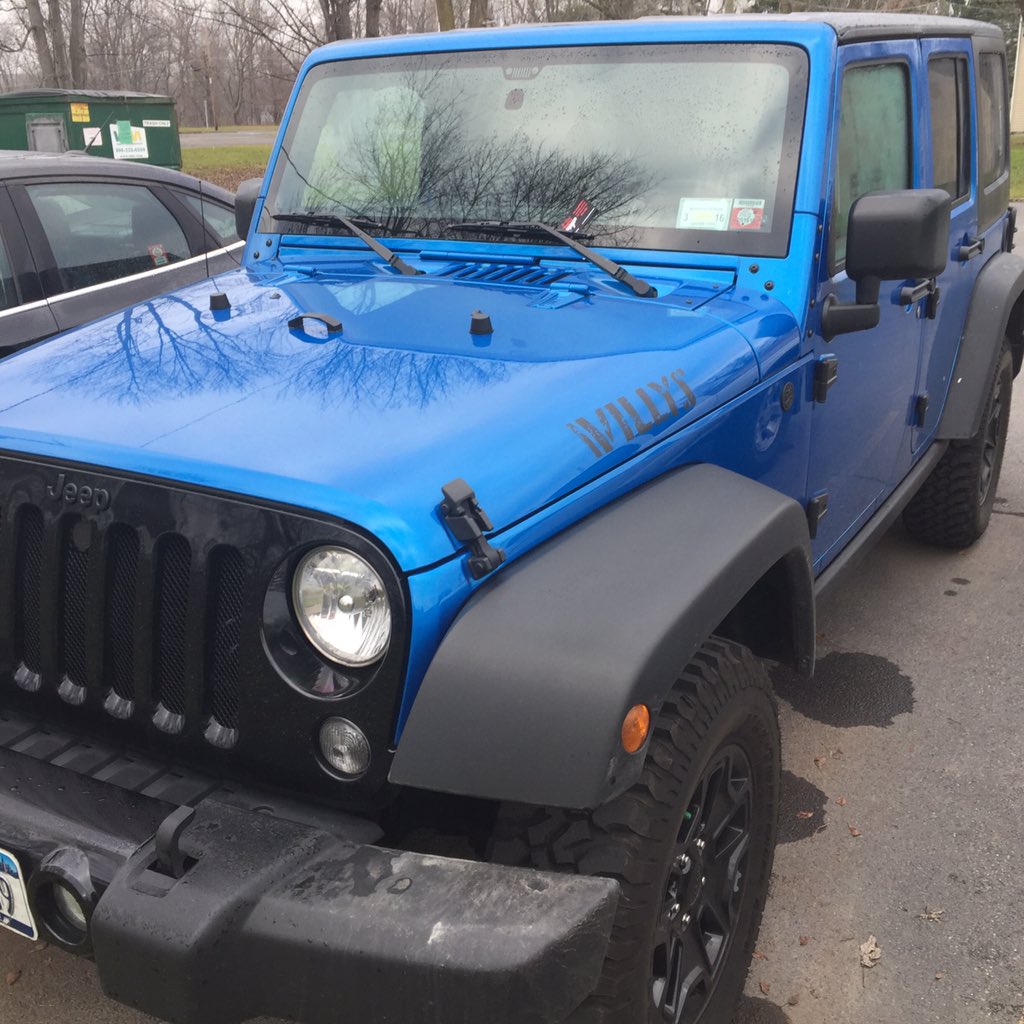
<box><xmin>445</xmin><ymin>221</ymin><xmax>656</xmax><ymax>298</ymax></box>
<box><xmin>273</xmin><ymin>212</ymin><xmax>422</xmax><ymax>277</ymax></box>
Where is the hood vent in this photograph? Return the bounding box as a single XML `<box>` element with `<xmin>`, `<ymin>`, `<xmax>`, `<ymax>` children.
<box><xmin>440</xmin><ymin>261</ymin><xmax>568</xmax><ymax>289</ymax></box>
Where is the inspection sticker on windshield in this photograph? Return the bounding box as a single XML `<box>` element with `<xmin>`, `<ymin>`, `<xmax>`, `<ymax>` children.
<box><xmin>676</xmin><ymin>198</ymin><xmax>732</xmax><ymax>231</ymax></box>
<box><xmin>0</xmin><ymin>848</ymin><xmax>37</xmax><ymax>940</ymax></box>
<box><xmin>730</xmin><ymin>198</ymin><xmax>766</xmax><ymax>231</ymax></box>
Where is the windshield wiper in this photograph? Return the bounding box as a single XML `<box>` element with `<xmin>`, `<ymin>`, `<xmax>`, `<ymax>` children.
<box><xmin>444</xmin><ymin>221</ymin><xmax>656</xmax><ymax>298</ymax></box>
<box><xmin>272</xmin><ymin>212</ymin><xmax>422</xmax><ymax>277</ymax></box>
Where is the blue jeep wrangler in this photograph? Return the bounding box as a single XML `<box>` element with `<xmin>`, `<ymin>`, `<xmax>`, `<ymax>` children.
<box><xmin>0</xmin><ymin>12</ymin><xmax>1017</xmax><ymax>1024</ymax></box>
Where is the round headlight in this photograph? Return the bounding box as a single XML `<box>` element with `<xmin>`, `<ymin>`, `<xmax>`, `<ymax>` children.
<box><xmin>292</xmin><ymin>547</ymin><xmax>391</xmax><ymax>667</ymax></box>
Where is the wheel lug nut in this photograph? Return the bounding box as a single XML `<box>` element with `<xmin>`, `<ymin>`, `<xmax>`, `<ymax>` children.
<box><xmin>695</xmin><ymin>838</ymin><xmax>706</xmax><ymax>851</ymax></box>
<box><xmin>680</xmin><ymin>912</ymin><xmax>690</xmax><ymax>927</ymax></box>
<box><xmin>676</xmin><ymin>854</ymin><xmax>690</xmax><ymax>871</ymax></box>
<box><xmin>669</xmin><ymin>903</ymin><xmax>680</xmax><ymax>917</ymax></box>
<box><xmin>700</xmin><ymin>876</ymin><xmax>706</xmax><ymax>885</ymax></box>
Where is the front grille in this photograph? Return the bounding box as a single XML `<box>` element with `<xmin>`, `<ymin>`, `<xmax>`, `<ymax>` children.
<box><xmin>0</xmin><ymin>453</ymin><xmax>407</xmax><ymax>803</ymax></box>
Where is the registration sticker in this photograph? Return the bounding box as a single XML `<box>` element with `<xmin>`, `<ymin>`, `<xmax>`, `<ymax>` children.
<box><xmin>676</xmin><ymin>197</ymin><xmax>732</xmax><ymax>231</ymax></box>
<box><xmin>0</xmin><ymin>849</ymin><xmax>37</xmax><ymax>941</ymax></box>
<box><xmin>729</xmin><ymin>198</ymin><xmax>766</xmax><ymax>231</ymax></box>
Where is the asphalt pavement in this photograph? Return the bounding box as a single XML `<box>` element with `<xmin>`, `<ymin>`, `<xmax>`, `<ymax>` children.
<box><xmin>1</xmin><ymin>372</ymin><xmax>1023</xmax><ymax>1022</ymax></box>
<box><xmin>178</xmin><ymin>129</ymin><xmax>277</xmax><ymax>149</ymax></box>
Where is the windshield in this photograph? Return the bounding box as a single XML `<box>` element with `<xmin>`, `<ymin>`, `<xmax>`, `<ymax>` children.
<box><xmin>265</xmin><ymin>43</ymin><xmax>808</xmax><ymax>258</ymax></box>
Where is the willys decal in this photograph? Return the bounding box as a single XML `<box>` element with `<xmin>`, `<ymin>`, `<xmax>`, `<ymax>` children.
<box><xmin>568</xmin><ymin>368</ymin><xmax>697</xmax><ymax>457</ymax></box>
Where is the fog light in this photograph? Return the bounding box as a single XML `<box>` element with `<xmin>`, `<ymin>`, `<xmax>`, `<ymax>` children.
<box><xmin>319</xmin><ymin>718</ymin><xmax>371</xmax><ymax>777</ymax></box>
<box><xmin>36</xmin><ymin>881</ymin><xmax>88</xmax><ymax>946</ymax></box>
<box><xmin>52</xmin><ymin>883</ymin><xmax>88</xmax><ymax>932</ymax></box>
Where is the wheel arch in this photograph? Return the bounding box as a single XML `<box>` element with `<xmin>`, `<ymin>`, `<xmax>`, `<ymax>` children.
<box><xmin>939</xmin><ymin>250</ymin><xmax>1024</xmax><ymax>440</ymax></box>
<box><xmin>389</xmin><ymin>464</ymin><xmax>814</xmax><ymax>810</ymax></box>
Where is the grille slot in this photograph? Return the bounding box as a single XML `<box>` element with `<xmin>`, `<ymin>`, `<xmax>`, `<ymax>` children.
<box><xmin>206</xmin><ymin>546</ymin><xmax>245</xmax><ymax>735</ymax></box>
<box><xmin>14</xmin><ymin>506</ymin><xmax>43</xmax><ymax>675</ymax></box>
<box><xmin>104</xmin><ymin>525</ymin><xmax>139</xmax><ymax>705</ymax></box>
<box><xmin>439</xmin><ymin>262</ymin><xmax>567</xmax><ymax>288</ymax></box>
<box><xmin>58</xmin><ymin>518</ymin><xmax>91</xmax><ymax>700</ymax></box>
<box><xmin>152</xmin><ymin>534</ymin><xmax>191</xmax><ymax>723</ymax></box>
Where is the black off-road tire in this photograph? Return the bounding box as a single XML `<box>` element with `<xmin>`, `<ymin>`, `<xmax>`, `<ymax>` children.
<box><xmin>489</xmin><ymin>638</ymin><xmax>780</xmax><ymax>1024</ymax></box>
<box><xmin>903</xmin><ymin>342</ymin><xmax>1013</xmax><ymax>548</ymax></box>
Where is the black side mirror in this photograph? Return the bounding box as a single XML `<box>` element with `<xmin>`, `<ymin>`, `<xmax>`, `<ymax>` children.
<box><xmin>822</xmin><ymin>189</ymin><xmax>952</xmax><ymax>340</ymax></box>
<box><xmin>234</xmin><ymin>177</ymin><xmax>263</xmax><ymax>241</ymax></box>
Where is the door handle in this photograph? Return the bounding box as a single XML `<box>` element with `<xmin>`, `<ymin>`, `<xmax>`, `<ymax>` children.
<box><xmin>897</xmin><ymin>278</ymin><xmax>940</xmax><ymax>319</ymax></box>
<box><xmin>957</xmin><ymin>237</ymin><xmax>985</xmax><ymax>261</ymax></box>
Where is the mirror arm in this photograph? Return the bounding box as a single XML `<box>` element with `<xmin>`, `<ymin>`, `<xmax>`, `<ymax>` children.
<box><xmin>820</xmin><ymin>292</ymin><xmax>880</xmax><ymax>342</ymax></box>
<box><xmin>854</xmin><ymin>274</ymin><xmax>880</xmax><ymax>306</ymax></box>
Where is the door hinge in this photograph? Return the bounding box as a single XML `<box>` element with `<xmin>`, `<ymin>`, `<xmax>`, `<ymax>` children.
<box><xmin>439</xmin><ymin>478</ymin><xmax>506</xmax><ymax>580</ymax></box>
<box><xmin>914</xmin><ymin>393</ymin><xmax>929</xmax><ymax>428</ymax></box>
<box><xmin>806</xmin><ymin>492</ymin><xmax>829</xmax><ymax>540</ymax></box>
<box><xmin>814</xmin><ymin>356</ymin><xmax>839</xmax><ymax>403</ymax></box>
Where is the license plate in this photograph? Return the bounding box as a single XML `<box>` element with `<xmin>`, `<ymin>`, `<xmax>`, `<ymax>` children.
<box><xmin>0</xmin><ymin>848</ymin><xmax>37</xmax><ymax>941</ymax></box>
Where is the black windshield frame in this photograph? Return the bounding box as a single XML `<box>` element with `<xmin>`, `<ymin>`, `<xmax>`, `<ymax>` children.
<box><xmin>264</xmin><ymin>42</ymin><xmax>810</xmax><ymax>260</ymax></box>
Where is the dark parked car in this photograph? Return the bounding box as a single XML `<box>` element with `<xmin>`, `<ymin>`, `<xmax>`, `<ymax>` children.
<box><xmin>0</xmin><ymin>150</ymin><xmax>240</xmax><ymax>357</ymax></box>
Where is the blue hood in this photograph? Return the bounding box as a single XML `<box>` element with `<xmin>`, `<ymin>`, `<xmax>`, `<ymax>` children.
<box><xmin>0</xmin><ymin>264</ymin><xmax>761</xmax><ymax>570</ymax></box>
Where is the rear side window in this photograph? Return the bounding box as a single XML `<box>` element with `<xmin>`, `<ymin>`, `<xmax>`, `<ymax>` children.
<box><xmin>928</xmin><ymin>56</ymin><xmax>970</xmax><ymax>202</ymax></box>
<box><xmin>181</xmin><ymin>194</ymin><xmax>240</xmax><ymax>244</ymax></box>
<box><xmin>0</xmin><ymin>231</ymin><xmax>17</xmax><ymax>311</ymax></box>
<box><xmin>832</xmin><ymin>62</ymin><xmax>912</xmax><ymax>268</ymax></box>
<box><xmin>26</xmin><ymin>182</ymin><xmax>191</xmax><ymax>294</ymax></box>
<box><xmin>978</xmin><ymin>53</ymin><xmax>1008</xmax><ymax>189</ymax></box>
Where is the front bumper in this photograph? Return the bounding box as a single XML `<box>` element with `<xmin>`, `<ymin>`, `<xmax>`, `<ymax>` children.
<box><xmin>0</xmin><ymin>743</ymin><xmax>618</xmax><ymax>1024</ymax></box>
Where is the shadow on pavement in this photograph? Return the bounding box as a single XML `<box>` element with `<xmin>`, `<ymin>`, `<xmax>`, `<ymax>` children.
<box><xmin>731</xmin><ymin>994</ymin><xmax>794</xmax><ymax>1023</ymax></box>
<box><xmin>772</xmin><ymin>651</ymin><xmax>914</xmax><ymax>728</ymax></box>
<box><xmin>777</xmin><ymin>769</ymin><xmax>828</xmax><ymax>844</ymax></box>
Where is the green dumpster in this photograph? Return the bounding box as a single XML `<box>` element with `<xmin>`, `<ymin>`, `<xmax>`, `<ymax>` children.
<box><xmin>0</xmin><ymin>89</ymin><xmax>181</xmax><ymax>169</ymax></box>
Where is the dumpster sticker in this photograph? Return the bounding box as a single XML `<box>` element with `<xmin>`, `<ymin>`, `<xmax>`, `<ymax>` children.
<box><xmin>729</xmin><ymin>198</ymin><xmax>766</xmax><ymax>231</ymax></box>
<box><xmin>70</xmin><ymin>102</ymin><xmax>90</xmax><ymax>123</ymax></box>
<box><xmin>676</xmin><ymin>197</ymin><xmax>732</xmax><ymax>231</ymax></box>
<box><xmin>82</xmin><ymin>127</ymin><xmax>102</xmax><ymax>149</ymax></box>
<box><xmin>109</xmin><ymin>123</ymin><xmax>148</xmax><ymax>160</ymax></box>
<box><xmin>142</xmin><ymin>119</ymin><xmax>171</xmax><ymax>128</ymax></box>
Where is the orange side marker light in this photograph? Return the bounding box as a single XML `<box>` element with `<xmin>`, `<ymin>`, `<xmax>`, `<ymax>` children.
<box><xmin>621</xmin><ymin>704</ymin><xmax>651</xmax><ymax>754</ymax></box>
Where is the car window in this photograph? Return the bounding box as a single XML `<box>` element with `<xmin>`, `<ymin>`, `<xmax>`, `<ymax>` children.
<box><xmin>0</xmin><ymin>230</ymin><xmax>17</xmax><ymax>311</ymax></box>
<box><xmin>978</xmin><ymin>53</ymin><xmax>1008</xmax><ymax>189</ymax></box>
<box><xmin>26</xmin><ymin>182</ymin><xmax>191</xmax><ymax>293</ymax></box>
<box><xmin>181</xmin><ymin>194</ymin><xmax>240</xmax><ymax>244</ymax></box>
<box><xmin>928</xmin><ymin>56</ymin><xmax>970</xmax><ymax>202</ymax></box>
<box><xmin>831</xmin><ymin>62</ymin><xmax>912</xmax><ymax>268</ymax></box>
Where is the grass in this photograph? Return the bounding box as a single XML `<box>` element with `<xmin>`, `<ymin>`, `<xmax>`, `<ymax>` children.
<box><xmin>181</xmin><ymin>144</ymin><xmax>272</xmax><ymax>191</ymax></box>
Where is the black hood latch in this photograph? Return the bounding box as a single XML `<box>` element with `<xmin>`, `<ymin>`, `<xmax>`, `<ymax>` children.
<box><xmin>439</xmin><ymin>479</ymin><xmax>506</xmax><ymax>579</ymax></box>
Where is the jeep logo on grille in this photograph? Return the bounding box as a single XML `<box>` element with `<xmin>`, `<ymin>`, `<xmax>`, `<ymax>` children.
<box><xmin>47</xmin><ymin>473</ymin><xmax>111</xmax><ymax>512</ymax></box>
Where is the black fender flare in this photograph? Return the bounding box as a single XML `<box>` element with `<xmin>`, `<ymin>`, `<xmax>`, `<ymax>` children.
<box><xmin>389</xmin><ymin>464</ymin><xmax>814</xmax><ymax>810</ymax></box>
<box><xmin>938</xmin><ymin>251</ymin><xmax>1024</xmax><ymax>440</ymax></box>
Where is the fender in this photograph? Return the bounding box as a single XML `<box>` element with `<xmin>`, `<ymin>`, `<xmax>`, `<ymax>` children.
<box><xmin>938</xmin><ymin>250</ymin><xmax>1024</xmax><ymax>440</ymax></box>
<box><xmin>390</xmin><ymin>464</ymin><xmax>814</xmax><ymax>810</ymax></box>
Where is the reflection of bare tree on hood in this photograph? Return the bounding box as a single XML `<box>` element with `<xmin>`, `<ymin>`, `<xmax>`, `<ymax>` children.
<box><xmin>21</xmin><ymin>286</ymin><xmax>512</xmax><ymax>411</ymax></box>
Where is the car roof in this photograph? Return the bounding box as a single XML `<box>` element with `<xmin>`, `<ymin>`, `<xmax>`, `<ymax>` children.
<box><xmin>667</xmin><ymin>12</ymin><xmax>1004</xmax><ymax>42</ymax></box>
<box><xmin>0</xmin><ymin>149</ymin><xmax>234</xmax><ymax>201</ymax></box>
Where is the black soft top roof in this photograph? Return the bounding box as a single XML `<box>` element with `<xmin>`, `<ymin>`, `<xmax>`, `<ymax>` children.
<box><xmin>642</xmin><ymin>12</ymin><xmax>1004</xmax><ymax>43</ymax></box>
<box><xmin>0</xmin><ymin>149</ymin><xmax>233</xmax><ymax>202</ymax></box>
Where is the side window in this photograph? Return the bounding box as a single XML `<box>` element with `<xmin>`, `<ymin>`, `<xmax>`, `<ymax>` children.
<box><xmin>0</xmin><ymin>230</ymin><xmax>17</xmax><ymax>311</ymax></box>
<box><xmin>928</xmin><ymin>57</ymin><xmax>970</xmax><ymax>202</ymax></box>
<box><xmin>180</xmin><ymin>193</ymin><xmax>240</xmax><ymax>244</ymax></box>
<box><xmin>978</xmin><ymin>52</ymin><xmax>1008</xmax><ymax>189</ymax></box>
<box><xmin>25</xmin><ymin>182</ymin><xmax>190</xmax><ymax>294</ymax></box>
<box><xmin>831</xmin><ymin>62</ymin><xmax>912</xmax><ymax>268</ymax></box>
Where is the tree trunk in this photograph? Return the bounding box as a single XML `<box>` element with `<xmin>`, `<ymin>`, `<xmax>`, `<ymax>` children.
<box><xmin>468</xmin><ymin>0</ymin><xmax>489</xmax><ymax>26</ymax></box>
<box><xmin>69</xmin><ymin>0</ymin><xmax>87</xmax><ymax>88</ymax></box>
<box><xmin>46</xmin><ymin>0</ymin><xmax>70</xmax><ymax>88</ymax></box>
<box><xmin>435</xmin><ymin>0</ymin><xmax>456</xmax><ymax>30</ymax></box>
<box><xmin>23</xmin><ymin>0</ymin><xmax>58</xmax><ymax>87</ymax></box>
<box><xmin>368</xmin><ymin>0</ymin><xmax>385</xmax><ymax>37</ymax></box>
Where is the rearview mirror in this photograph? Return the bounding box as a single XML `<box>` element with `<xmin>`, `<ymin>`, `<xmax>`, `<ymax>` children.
<box><xmin>234</xmin><ymin>177</ymin><xmax>263</xmax><ymax>241</ymax></box>
<box><xmin>822</xmin><ymin>189</ymin><xmax>952</xmax><ymax>340</ymax></box>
